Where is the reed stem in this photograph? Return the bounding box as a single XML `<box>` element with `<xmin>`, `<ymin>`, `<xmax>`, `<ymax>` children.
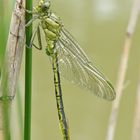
<box><xmin>24</xmin><ymin>0</ymin><xmax>33</xmax><ymax>140</ymax></box>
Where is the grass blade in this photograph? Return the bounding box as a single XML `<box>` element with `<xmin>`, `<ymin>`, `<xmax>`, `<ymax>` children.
<box><xmin>24</xmin><ymin>0</ymin><xmax>32</xmax><ymax>140</ymax></box>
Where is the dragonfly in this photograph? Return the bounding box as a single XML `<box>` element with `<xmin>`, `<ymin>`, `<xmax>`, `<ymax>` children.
<box><xmin>24</xmin><ymin>0</ymin><xmax>116</xmax><ymax>139</ymax></box>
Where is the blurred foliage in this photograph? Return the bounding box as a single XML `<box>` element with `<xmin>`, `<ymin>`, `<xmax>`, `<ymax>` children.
<box><xmin>0</xmin><ymin>0</ymin><xmax>15</xmax><ymax>69</ymax></box>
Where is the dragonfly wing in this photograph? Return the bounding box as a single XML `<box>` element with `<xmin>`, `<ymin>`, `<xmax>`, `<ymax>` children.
<box><xmin>55</xmin><ymin>28</ymin><xmax>116</xmax><ymax>101</ymax></box>
<box><xmin>60</xmin><ymin>28</ymin><xmax>90</xmax><ymax>63</ymax></box>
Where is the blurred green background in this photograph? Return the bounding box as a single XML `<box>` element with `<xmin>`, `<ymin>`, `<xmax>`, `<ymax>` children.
<box><xmin>1</xmin><ymin>0</ymin><xmax>140</xmax><ymax>140</ymax></box>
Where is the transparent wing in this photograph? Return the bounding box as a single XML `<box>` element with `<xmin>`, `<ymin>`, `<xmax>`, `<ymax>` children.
<box><xmin>55</xmin><ymin>28</ymin><xmax>116</xmax><ymax>101</ymax></box>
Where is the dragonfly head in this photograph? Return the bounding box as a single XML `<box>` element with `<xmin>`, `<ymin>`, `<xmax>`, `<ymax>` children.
<box><xmin>42</xmin><ymin>0</ymin><xmax>50</xmax><ymax>11</ymax></box>
<box><xmin>37</xmin><ymin>0</ymin><xmax>51</xmax><ymax>13</ymax></box>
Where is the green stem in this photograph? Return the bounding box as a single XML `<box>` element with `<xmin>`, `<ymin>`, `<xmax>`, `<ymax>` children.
<box><xmin>17</xmin><ymin>87</ymin><xmax>23</xmax><ymax>140</ymax></box>
<box><xmin>2</xmin><ymin>100</ymin><xmax>11</xmax><ymax>140</ymax></box>
<box><xmin>2</xmin><ymin>101</ymin><xmax>11</xmax><ymax>140</ymax></box>
<box><xmin>24</xmin><ymin>0</ymin><xmax>32</xmax><ymax>140</ymax></box>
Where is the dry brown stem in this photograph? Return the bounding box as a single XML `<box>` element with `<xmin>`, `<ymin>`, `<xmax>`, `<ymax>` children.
<box><xmin>0</xmin><ymin>0</ymin><xmax>25</xmax><ymax>139</ymax></box>
<box><xmin>106</xmin><ymin>0</ymin><xmax>140</xmax><ymax>140</ymax></box>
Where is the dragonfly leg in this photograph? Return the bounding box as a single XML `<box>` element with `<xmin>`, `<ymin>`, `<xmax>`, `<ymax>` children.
<box><xmin>16</xmin><ymin>0</ymin><xmax>35</xmax><ymax>14</ymax></box>
<box><xmin>16</xmin><ymin>0</ymin><xmax>38</xmax><ymax>27</ymax></box>
<box><xmin>35</xmin><ymin>25</ymin><xmax>43</xmax><ymax>50</ymax></box>
<box><xmin>26</xmin><ymin>24</ymin><xmax>38</xmax><ymax>49</ymax></box>
<box><xmin>25</xmin><ymin>16</ymin><xmax>39</xmax><ymax>27</ymax></box>
<box><xmin>27</xmin><ymin>24</ymin><xmax>42</xmax><ymax>50</ymax></box>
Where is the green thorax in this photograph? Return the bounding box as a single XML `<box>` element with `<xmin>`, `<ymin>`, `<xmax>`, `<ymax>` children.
<box><xmin>34</xmin><ymin>0</ymin><xmax>62</xmax><ymax>56</ymax></box>
<box><xmin>41</xmin><ymin>14</ymin><xmax>62</xmax><ymax>41</ymax></box>
<box><xmin>41</xmin><ymin>14</ymin><xmax>62</xmax><ymax>56</ymax></box>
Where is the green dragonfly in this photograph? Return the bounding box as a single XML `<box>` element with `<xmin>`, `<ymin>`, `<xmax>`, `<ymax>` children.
<box><xmin>25</xmin><ymin>0</ymin><xmax>116</xmax><ymax>139</ymax></box>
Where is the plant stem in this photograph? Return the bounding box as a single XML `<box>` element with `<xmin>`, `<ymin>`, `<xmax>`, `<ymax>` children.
<box><xmin>132</xmin><ymin>67</ymin><xmax>140</xmax><ymax>140</ymax></box>
<box><xmin>17</xmin><ymin>87</ymin><xmax>24</xmax><ymax>140</ymax></box>
<box><xmin>2</xmin><ymin>101</ymin><xmax>11</xmax><ymax>140</ymax></box>
<box><xmin>0</xmin><ymin>0</ymin><xmax>25</xmax><ymax>140</ymax></box>
<box><xmin>24</xmin><ymin>0</ymin><xmax>32</xmax><ymax>140</ymax></box>
<box><xmin>106</xmin><ymin>0</ymin><xmax>140</xmax><ymax>140</ymax></box>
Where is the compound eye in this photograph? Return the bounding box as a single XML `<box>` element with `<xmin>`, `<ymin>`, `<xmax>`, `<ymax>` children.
<box><xmin>44</xmin><ymin>1</ymin><xmax>50</xmax><ymax>8</ymax></box>
<box><xmin>41</xmin><ymin>1</ymin><xmax>50</xmax><ymax>11</ymax></box>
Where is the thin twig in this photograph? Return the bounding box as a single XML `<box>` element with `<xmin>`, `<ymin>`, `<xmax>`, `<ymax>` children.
<box><xmin>0</xmin><ymin>0</ymin><xmax>25</xmax><ymax>139</ymax></box>
<box><xmin>132</xmin><ymin>67</ymin><xmax>140</xmax><ymax>140</ymax></box>
<box><xmin>106</xmin><ymin>0</ymin><xmax>140</xmax><ymax>140</ymax></box>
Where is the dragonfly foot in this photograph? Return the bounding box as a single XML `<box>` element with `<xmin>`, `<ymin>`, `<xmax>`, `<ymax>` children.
<box><xmin>25</xmin><ymin>44</ymin><xmax>32</xmax><ymax>49</ymax></box>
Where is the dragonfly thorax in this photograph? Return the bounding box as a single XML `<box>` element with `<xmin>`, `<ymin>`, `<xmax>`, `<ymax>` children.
<box><xmin>40</xmin><ymin>13</ymin><xmax>62</xmax><ymax>41</ymax></box>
